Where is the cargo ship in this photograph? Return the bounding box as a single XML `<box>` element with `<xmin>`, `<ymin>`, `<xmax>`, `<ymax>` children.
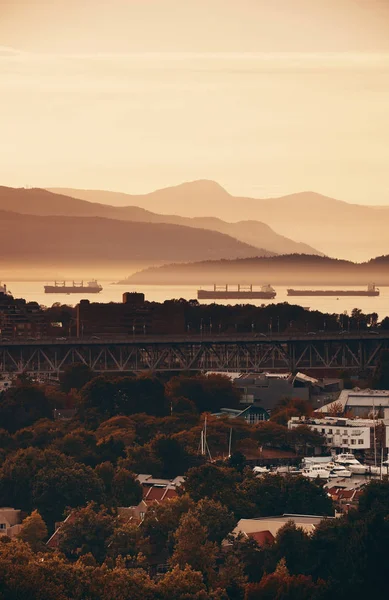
<box><xmin>44</xmin><ymin>280</ymin><xmax>103</xmax><ymax>294</ymax></box>
<box><xmin>287</xmin><ymin>283</ymin><xmax>379</xmax><ymax>297</ymax></box>
<box><xmin>197</xmin><ymin>284</ymin><xmax>276</xmax><ymax>300</ymax></box>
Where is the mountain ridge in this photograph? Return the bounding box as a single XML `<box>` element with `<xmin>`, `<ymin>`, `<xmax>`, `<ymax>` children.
<box><xmin>126</xmin><ymin>253</ymin><xmax>389</xmax><ymax>287</ymax></box>
<box><xmin>0</xmin><ymin>208</ymin><xmax>269</xmax><ymax>265</ymax></box>
<box><xmin>0</xmin><ymin>186</ymin><xmax>321</xmax><ymax>256</ymax></box>
<box><xmin>49</xmin><ymin>181</ymin><xmax>389</xmax><ymax>261</ymax></box>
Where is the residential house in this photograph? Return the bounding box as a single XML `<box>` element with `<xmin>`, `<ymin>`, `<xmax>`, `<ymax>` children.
<box><xmin>0</xmin><ymin>508</ymin><xmax>22</xmax><ymax>538</ymax></box>
<box><xmin>119</xmin><ymin>474</ymin><xmax>185</xmax><ymax>522</ymax></box>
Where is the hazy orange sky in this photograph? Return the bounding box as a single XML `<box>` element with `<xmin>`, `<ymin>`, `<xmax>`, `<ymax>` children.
<box><xmin>1</xmin><ymin>0</ymin><xmax>389</xmax><ymax>204</ymax></box>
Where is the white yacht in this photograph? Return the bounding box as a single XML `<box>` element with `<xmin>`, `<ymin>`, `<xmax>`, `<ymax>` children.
<box><xmin>301</xmin><ymin>464</ymin><xmax>331</xmax><ymax>480</ymax></box>
<box><xmin>327</xmin><ymin>463</ymin><xmax>352</xmax><ymax>478</ymax></box>
<box><xmin>253</xmin><ymin>466</ymin><xmax>270</xmax><ymax>475</ymax></box>
<box><xmin>334</xmin><ymin>453</ymin><xmax>367</xmax><ymax>474</ymax></box>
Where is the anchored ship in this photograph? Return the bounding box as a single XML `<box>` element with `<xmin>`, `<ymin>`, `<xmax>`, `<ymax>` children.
<box><xmin>197</xmin><ymin>284</ymin><xmax>276</xmax><ymax>300</ymax></box>
<box><xmin>44</xmin><ymin>280</ymin><xmax>103</xmax><ymax>294</ymax></box>
<box><xmin>287</xmin><ymin>283</ymin><xmax>379</xmax><ymax>297</ymax></box>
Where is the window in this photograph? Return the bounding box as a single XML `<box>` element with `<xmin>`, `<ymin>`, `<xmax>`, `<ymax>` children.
<box><xmin>343</xmin><ymin>439</ymin><xmax>348</xmax><ymax>444</ymax></box>
<box><xmin>321</xmin><ymin>428</ymin><xmax>325</xmax><ymax>433</ymax></box>
<box><xmin>0</xmin><ymin>524</ymin><xmax>6</xmax><ymax>530</ymax></box>
<box><xmin>328</xmin><ymin>429</ymin><xmax>333</xmax><ymax>434</ymax></box>
<box><xmin>358</xmin><ymin>440</ymin><xmax>364</xmax><ymax>445</ymax></box>
<box><xmin>327</xmin><ymin>437</ymin><xmax>333</xmax><ymax>443</ymax></box>
<box><xmin>336</xmin><ymin>429</ymin><xmax>340</xmax><ymax>434</ymax></box>
<box><xmin>351</xmin><ymin>439</ymin><xmax>356</xmax><ymax>445</ymax></box>
<box><xmin>140</xmin><ymin>512</ymin><xmax>145</xmax><ymax>521</ymax></box>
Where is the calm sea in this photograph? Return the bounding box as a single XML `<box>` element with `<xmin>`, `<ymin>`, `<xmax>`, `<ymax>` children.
<box><xmin>6</xmin><ymin>281</ymin><xmax>389</xmax><ymax>320</ymax></box>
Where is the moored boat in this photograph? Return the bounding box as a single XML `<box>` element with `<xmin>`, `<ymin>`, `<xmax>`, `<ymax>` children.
<box><xmin>301</xmin><ymin>464</ymin><xmax>331</xmax><ymax>480</ymax></box>
<box><xmin>334</xmin><ymin>453</ymin><xmax>368</xmax><ymax>474</ymax></box>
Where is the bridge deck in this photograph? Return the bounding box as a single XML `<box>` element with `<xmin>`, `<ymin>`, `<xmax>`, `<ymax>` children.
<box><xmin>0</xmin><ymin>333</ymin><xmax>386</xmax><ymax>374</ymax></box>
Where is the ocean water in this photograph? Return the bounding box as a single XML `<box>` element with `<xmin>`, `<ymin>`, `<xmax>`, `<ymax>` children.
<box><xmin>6</xmin><ymin>281</ymin><xmax>389</xmax><ymax>320</ymax></box>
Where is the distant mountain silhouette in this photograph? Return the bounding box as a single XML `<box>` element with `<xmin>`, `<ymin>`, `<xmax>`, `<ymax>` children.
<box><xmin>126</xmin><ymin>254</ymin><xmax>389</xmax><ymax>286</ymax></box>
<box><xmin>0</xmin><ymin>186</ymin><xmax>320</xmax><ymax>256</ymax></box>
<box><xmin>0</xmin><ymin>209</ymin><xmax>269</xmax><ymax>265</ymax></box>
<box><xmin>50</xmin><ymin>181</ymin><xmax>389</xmax><ymax>261</ymax></box>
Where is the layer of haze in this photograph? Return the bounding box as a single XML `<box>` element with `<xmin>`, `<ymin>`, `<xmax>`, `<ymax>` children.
<box><xmin>1</xmin><ymin>0</ymin><xmax>389</xmax><ymax>204</ymax></box>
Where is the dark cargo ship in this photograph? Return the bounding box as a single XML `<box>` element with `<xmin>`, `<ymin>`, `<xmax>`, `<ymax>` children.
<box><xmin>44</xmin><ymin>280</ymin><xmax>103</xmax><ymax>294</ymax></box>
<box><xmin>197</xmin><ymin>284</ymin><xmax>276</xmax><ymax>300</ymax></box>
<box><xmin>287</xmin><ymin>284</ymin><xmax>379</xmax><ymax>297</ymax></box>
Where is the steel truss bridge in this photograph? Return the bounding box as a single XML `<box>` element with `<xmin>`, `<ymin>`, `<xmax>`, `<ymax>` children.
<box><xmin>0</xmin><ymin>333</ymin><xmax>387</xmax><ymax>375</ymax></box>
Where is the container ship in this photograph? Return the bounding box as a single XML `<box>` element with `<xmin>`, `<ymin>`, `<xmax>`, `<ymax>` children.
<box><xmin>197</xmin><ymin>284</ymin><xmax>276</xmax><ymax>300</ymax></box>
<box><xmin>44</xmin><ymin>280</ymin><xmax>103</xmax><ymax>294</ymax></box>
<box><xmin>287</xmin><ymin>284</ymin><xmax>379</xmax><ymax>297</ymax></box>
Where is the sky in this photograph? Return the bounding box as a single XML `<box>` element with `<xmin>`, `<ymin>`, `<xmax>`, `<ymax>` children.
<box><xmin>1</xmin><ymin>0</ymin><xmax>389</xmax><ymax>204</ymax></box>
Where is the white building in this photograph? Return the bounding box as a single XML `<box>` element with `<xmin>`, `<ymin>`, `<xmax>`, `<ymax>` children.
<box><xmin>319</xmin><ymin>389</ymin><xmax>389</xmax><ymax>419</ymax></box>
<box><xmin>288</xmin><ymin>416</ymin><xmax>381</xmax><ymax>450</ymax></box>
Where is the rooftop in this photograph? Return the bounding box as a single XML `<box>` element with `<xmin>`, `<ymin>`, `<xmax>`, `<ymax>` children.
<box><xmin>136</xmin><ymin>474</ymin><xmax>184</xmax><ymax>487</ymax></box>
<box><xmin>319</xmin><ymin>388</ymin><xmax>389</xmax><ymax>414</ymax></box>
<box><xmin>233</xmin><ymin>514</ymin><xmax>332</xmax><ymax>539</ymax></box>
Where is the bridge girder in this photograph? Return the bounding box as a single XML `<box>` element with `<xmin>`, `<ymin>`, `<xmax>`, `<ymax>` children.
<box><xmin>0</xmin><ymin>337</ymin><xmax>386</xmax><ymax>375</ymax></box>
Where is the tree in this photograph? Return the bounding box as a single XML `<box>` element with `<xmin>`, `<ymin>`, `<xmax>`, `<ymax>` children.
<box><xmin>95</xmin><ymin>416</ymin><xmax>136</xmax><ymax>447</ymax></box>
<box><xmin>358</xmin><ymin>479</ymin><xmax>389</xmax><ymax>517</ymax></box>
<box><xmin>149</xmin><ymin>435</ymin><xmax>197</xmax><ymax>478</ymax></box>
<box><xmin>158</xmin><ymin>565</ymin><xmax>209</xmax><ymax>600</ymax></box>
<box><xmin>111</xmin><ymin>468</ymin><xmax>142</xmax><ymax>507</ymax></box>
<box><xmin>106</xmin><ymin>521</ymin><xmax>151</xmax><ymax>564</ymax></box>
<box><xmin>170</xmin><ymin>513</ymin><xmax>217</xmax><ymax>583</ymax></box>
<box><xmin>0</xmin><ymin>447</ymin><xmax>74</xmax><ymax>512</ymax></box>
<box><xmin>228</xmin><ymin>451</ymin><xmax>247</xmax><ymax>473</ymax></box>
<box><xmin>239</xmin><ymin>474</ymin><xmax>333</xmax><ymax>519</ymax></box>
<box><xmin>54</xmin><ymin>428</ymin><xmax>99</xmax><ymax>466</ymax></box>
<box><xmin>166</xmin><ymin>374</ymin><xmax>241</xmax><ymax>413</ymax></box>
<box><xmin>32</xmin><ymin>463</ymin><xmax>104</xmax><ymax>526</ymax></box>
<box><xmin>245</xmin><ymin>558</ymin><xmax>327</xmax><ymax>600</ymax></box>
<box><xmin>141</xmin><ymin>495</ymin><xmax>195</xmax><ymax>556</ymax></box>
<box><xmin>77</xmin><ymin>376</ymin><xmax>117</xmax><ymax>421</ymax></box>
<box><xmin>271</xmin><ymin>521</ymin><xmax>311</xmax><ymax>575</ymax></box>
<box><xmin>60</xmin><ymin>363</ymin><xmax>94</xmax><ymax>393</ymax></box>
<box><xmin>183</xmin><ymin>463</ymin><xmax>240</xmax><ymax>507</ymax></box>
<box><xmin>0</xmin><ymin>383</ymin><xmax>52</xmax><ymax>433</ymax></box>
<box><xmin>172</xmin><ymin>396</ymin><xmax>198</xmax><ymax>415</ymax></box>
<box><xmin>253</xmin><ymin>422</ymin><xmax>289</xmax><ymax>449</ymax></box>
<box><xmin>288</xmin><ymin>426</ymin><xmax>324</xmax><ymax>455</ymax></box>
<box><xmin>58</xmin><ymin>503</ymin><xmax>115</xmax><ymax>563</ymax></box>
<box><xmin>227</xmin><ymin>534</ymin><xmax>266</xmax><ymax>583</ymax></box>
<box><xmin>217</xmin><ymin>553</ymin><xmax>247</xmax><ymax>600</ymax></box>
<box><xmin>191</xmin><ymin>498</ymin><xmax>237</xmax><ymax>544</ymax></box>
<box><xmin>113</xmin><ymin>376</ymin><xmax>167</xmax><ymax>417</ymax></box>
<box><xmin>17</xmin><ymin>510</ymin><xmax>48</xmax><ymax>551</ymax></box>
<box><xmin>91</xmin><ymin>564</ymin><xmax>157</xmax><ymax>600</ymax></box>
